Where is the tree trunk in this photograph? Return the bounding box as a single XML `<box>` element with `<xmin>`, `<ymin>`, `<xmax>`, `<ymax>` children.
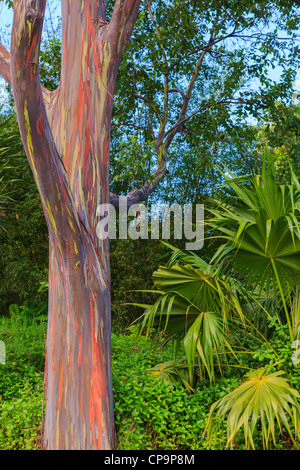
<box><xmin>46</xmin><ymin>235</ymin><xmax>113</xmax><ymax>449</ymax></box>
<box><xmin>4</xmin><ymin>0</ymin><xmax>141</xmax><ymax>450</ymax></box>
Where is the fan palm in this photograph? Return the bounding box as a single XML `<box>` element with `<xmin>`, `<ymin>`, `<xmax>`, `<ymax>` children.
<box><xmin>204</xmin><ymin>368</ymin><xmax>300</xmax><ymax>449</ymax></box>
<box><xmin>133</xmin><ymin>151</ymin><xmax>300</xmax><ymax>448</ymax></box>
<box><xmin>208</xmin><ymin>152</ymin><xmax>300</xmax><ymax>340</ymax></box>
<box><xmin>203</xmin><ymin>152</ymin><xmax>300</xmax><ymax>449</ymax></box>
<box><xmin>133</xmin><ymin>242</ymin><xmax>249</xmax><ymax>385</ymax></box>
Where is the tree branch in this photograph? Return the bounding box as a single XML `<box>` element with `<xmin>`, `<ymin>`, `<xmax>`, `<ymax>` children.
<box><xmin>110</xmin><ymin>161</ymin><xmax>167</xmax><ymax>208</ymax></box>
<box><xmin>162</xmin><ymin>17</ymin><xmax>223</xmax><ymax>152</ymax></box>
<box><xmin>163</xmin><ymin>98</ymin><xmax>227</xmax><ymax>142</ymax></box>
<box><xmin>0</xmin><ymin>43</ymin><xmax>11</xmax><ymax>85</ymax></box>
<box><xmin>164</xmin><ymin>48</ymin><xmax>208</xmax><ymax>150</ymax></box>
<box><xmin>108</xmin><ymin>0</ymin><xmax>142</xmax><ymax>58</ymax></box>
<box><xmin>11</xmin><ymin>0</ymin><xmax>80</xmax><ymax>241</ymax></box>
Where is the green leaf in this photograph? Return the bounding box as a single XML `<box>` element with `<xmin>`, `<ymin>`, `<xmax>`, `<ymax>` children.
<box><xmin>204</xmin><ymin>368</ymin><xmax>300</xmax><ymax>450</ymax></box>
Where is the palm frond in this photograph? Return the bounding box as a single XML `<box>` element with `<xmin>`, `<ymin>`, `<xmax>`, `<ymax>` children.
<box><xmin>204</xmin><ymin>367</ymin><xmax>300</xmax><ymax>449</ymax></box>
<box><xmin>133</xmin><ymin>250</ymin><xmax>249</xmax><ymax>383</ymax></box>
<box><xmin>208</xmin><ymin>153</ymin><xmax>300</xmax><ymax>337</ymax></box>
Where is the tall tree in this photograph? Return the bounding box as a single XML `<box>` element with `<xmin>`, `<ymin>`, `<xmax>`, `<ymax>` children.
<box><xmin>109</xmin><ymin>0</ymin><xmax>300</xmax><ymax>204</ymax></box>
<box><xmin>0</xmin><ymin>0</ymin><xmax>141</xmax><ymax>450</ymax></box>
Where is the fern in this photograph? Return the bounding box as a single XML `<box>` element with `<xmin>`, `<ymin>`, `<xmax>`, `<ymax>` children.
<box><xmin>8</xmin><ymin>300</ymin><xmax>48</xmax><ymax>320</ymax></box>
<box><xmin>9</xmin><ymin>304</ymin><xmax>20</xmax><ymax>317</ymax></box>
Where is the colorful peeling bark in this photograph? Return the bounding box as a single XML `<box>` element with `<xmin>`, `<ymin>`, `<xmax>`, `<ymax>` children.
<box><xmin>3</xmin><ymin>0</ymin><xmax>141</xmax><ymax>450</ymax></box>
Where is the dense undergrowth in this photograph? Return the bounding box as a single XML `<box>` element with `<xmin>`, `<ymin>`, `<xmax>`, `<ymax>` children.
<box><xmin>0</xmin><ymin>316</ymin><xmax>298</xmax><ymax>450</ymax></box>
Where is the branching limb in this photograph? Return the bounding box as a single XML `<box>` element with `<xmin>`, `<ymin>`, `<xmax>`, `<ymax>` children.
<box><xmin>164</xmin><ymin>49</ymin><xmax>208</xmax><ymax>150</ymax></box>
<box><xmin>108</xmin><ymin>0</ymin><xmax>142</xmax><ymax>58</ymax></box>
<box><xmin>0</xmin><ymin>43</ymin><xmax>11</xmax><ymax>85</ymax></box>
<box><xmin>164</xmin><ymin>18</ymin><xmax>220</xmax><ymax>151</ymax></box>
<box><xmin>11</xmin><ymin>0</ymin><xmax>80</xmax><ymax>240</ymax></box>
<box><xmin>110</xmin><ymin>161</ymin><xmax>167</xmax><ymax>208</ymax></box>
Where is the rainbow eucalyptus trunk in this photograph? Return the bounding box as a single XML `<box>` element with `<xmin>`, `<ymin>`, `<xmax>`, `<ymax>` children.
<box><xmin>2</xmin><ymin>0</ymin><xmax>141</xmax><ymax>450</ymax></box>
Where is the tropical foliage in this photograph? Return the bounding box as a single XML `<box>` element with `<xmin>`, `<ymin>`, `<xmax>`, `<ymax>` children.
<box><xmin>134</xmin><ymin>153</ymin><xmax>300</xmax><ymax>449</ymax></box>
<box><xmin>133</xmin><ymin>244</ymin><xmax>247</xmax><ymax>386</ymax></box>
<box><xmin>208</xmin><ymin>153</ymin><xmax>300</xmax><ymax>339</ymax></box>
<box><xmin>204</xmin><ymin>368</ymin><xmax>300</xmax><ymax>449</ymax></box>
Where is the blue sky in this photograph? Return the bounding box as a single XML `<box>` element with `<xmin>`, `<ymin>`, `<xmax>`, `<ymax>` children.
<box><xmin>1</xmin><ymin>2</ymin><xmax>300</xmax><ymax>97</ymax></box>
<box><xmin>0</xmin><ymin>3</ymin><xmax>12</xmax><ymax>46</ymax></box>
<box><xmin>0</xmin><ymin>1</ymin><xmax>60</xmax><ymax>46</ymax></box>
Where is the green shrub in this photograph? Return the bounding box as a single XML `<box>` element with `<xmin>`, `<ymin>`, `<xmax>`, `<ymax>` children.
<box><xmin>252</xmin><ymin>318</ymin><xmax>300</xmax><ymax>390</ymax></box>
<box><xmin>4</xmin><ymin>316</ymin><xmax>296</xmax><ymax>450</ymax></box>
<box><xmin>0</xmin><ymin>384</ymin><xmax>43</xmax><ymax>450</ymax></box>
<box><xmin>112</xmin><ymin>333</ymin><xmax>239</xmax><ymax>450</ymax></box>
<box><xmin>0</xmin><ymin>317</ymin><xmax>45</xmax><ymax>449</ymax></box>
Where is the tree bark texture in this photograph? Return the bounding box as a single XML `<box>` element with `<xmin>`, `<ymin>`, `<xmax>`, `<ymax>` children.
<box><xmin>4</xmin><ymin>0</ymin><xmax>141</xmax><ymax>450</ymax></box>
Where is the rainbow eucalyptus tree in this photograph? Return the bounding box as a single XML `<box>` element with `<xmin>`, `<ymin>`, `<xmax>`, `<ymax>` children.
<box><xmin>1</xmin><ymin>0</ymin><xmax>299</xmax><ymax>451</ymax></box>
<box><xmin>0</xmin><ymin>0</ymin><xmax>145</xmax><ymax>450</ymax></box>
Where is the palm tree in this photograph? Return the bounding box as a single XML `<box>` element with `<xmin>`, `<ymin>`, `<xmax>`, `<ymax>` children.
<box><xmin>203</xmin><ymin>152</ymin><xmax>300</xmax><ymax>448</ymax></box>
<box><xmin>133</xmin><ymin>242</ymin><xmax>251</xmax><ymax>386</ymax></box>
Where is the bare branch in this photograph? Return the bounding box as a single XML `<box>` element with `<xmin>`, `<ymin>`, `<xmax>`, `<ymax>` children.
<box><xmin>164</xmin><ymin>48</ymin><xmax>208</xmax><ymax>150</ymax></box>
<box><xmin>110</xmin><ymin>161</ymin><xmax>167</xmax><ymax>208</ymax></box>
<box><xmin>162</xmin><ymin>13</ymin><xmax>225</xmax><ymax>151</ymax></box>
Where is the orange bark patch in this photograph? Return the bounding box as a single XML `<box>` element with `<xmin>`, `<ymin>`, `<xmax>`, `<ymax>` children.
<box><xmin>89</xmin><ymin>296</ymin><xmax>105</xmax><ymax>449</ymax></box>
<box><xmin>58</xmin><ymin>361</ymin><xmax>64</xmax><ymax>410</ymax></box>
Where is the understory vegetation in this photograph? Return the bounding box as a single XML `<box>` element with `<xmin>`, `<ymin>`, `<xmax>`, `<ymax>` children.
<box><xmin>2</xmin><ymin>148</ymin><xmax>300</xmax><ymax>450</ymax></box>
<box><xmin>1</xmin><ymin>316</ymin><xmax>299</xmax><ymax>450</ymax></box>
